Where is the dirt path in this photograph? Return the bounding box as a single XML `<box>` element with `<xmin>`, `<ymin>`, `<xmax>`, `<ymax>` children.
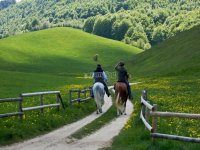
<box><xmin>1</xmin><ymin>85</ymin><xmax>135</xmax><ymax>150</ymax></box>
<box><xmin>63</xmin><ymin>100</ymin><xmax>133</xmax><ymax>150</ymax></box>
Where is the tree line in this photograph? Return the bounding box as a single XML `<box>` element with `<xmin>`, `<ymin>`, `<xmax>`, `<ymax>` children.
<box><xmin>0</xmin><ymin>0</ymin><xmax>16</xmax><ymax>10</ymax></box>
<box><xmin>0</xmin><ymin>0</ymin><xmax>200</xmax><ymax>49</ymax></box>
<box><xmin>83</xmin><ymin>9</ymin><xmax>200</xmax><ymax>50</ymax></box>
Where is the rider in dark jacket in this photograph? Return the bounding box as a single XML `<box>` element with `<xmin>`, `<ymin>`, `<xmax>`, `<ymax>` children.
<box><xmin>115</xmin><ymin>61</ymin><xmax>133</xmax><ymax>100</ymax></box>
<box><xmin>92</xmin><ymin>64</ymin><xmax>110</xmax><ymax>97</ymax></box>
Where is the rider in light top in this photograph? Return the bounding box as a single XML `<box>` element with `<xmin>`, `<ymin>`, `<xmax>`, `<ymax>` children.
<box><xmin>92</xmin><ymin>64</ymin><xmax>110</xmax><ymax>97</ymax></box>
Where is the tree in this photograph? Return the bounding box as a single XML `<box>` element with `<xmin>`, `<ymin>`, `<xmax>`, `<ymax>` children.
<box><xmin>137</xmin><ymin>39</ymin><xmax>145</xmax><ymax>49</ymax></box>
<box><xmin>31</xmin><ymin>18</ymin><xmax>40</xmax><ymax>31</ymax></box>
<box><xmin>112</xmin><ymin>19</ymin><xmax>131</xmax><ymax>40</ymax></box>
<box><xmin>83</xmin><ymin>17</ymin><xmax>96</xmax><ymax>33</ymax></box>
<box><xmin>144</xmin><ymin>43</ymin><xmax>151</xmax><ymax>50</ymax></box>
<box><xmin>93</xmin><ymin>15</ymin><xmax>115</xmax><ymax>38</ymax></box>
<box><xmin>152</xmin><ymin>25</ymin><xmax>169</xmax><ymax>44</ymax></box>
<box><xmin>0</xmin><ymin>0</ymin><xmax>16</xmax><ymax>10</ymax></box>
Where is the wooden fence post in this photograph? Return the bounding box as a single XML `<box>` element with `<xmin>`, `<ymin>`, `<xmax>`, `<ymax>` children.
<box><xmin>142</xmin><ymin>90</ymin><xmax>148</xmax><ymax>100</ymax></box>
<box><xmin>19</xmin><ymin>95</ymin><xmax>23</xmax><ymax>120</ymax></box>
<box><xmin>152</xmin><ymin>104</ymin><xmax>157</xmax><ymax>141</ymax></box>
<box><xmin>142</xmin><ymin>90</ymin><xmax>148</xmax><ymax>119</ymax></box>
<box><xmin>78</xmin><ymin>89</ymin><xmax>81</xmax><ymax>103</ymax></box>
<box><xmin>145</xmin><ymin>101</ymin><xmax>150</xmax><ymax>127</ymax></box>
<box><xmin>84</xmin><ymin>88</ymin><xmax>86</xmax><ymax>100</ymax></box>
<box><xmin>56</xmin><ymin>94</ymin><xmax>60</xmax><ymax>111</ymax></box>
<box><xmin>58</xmin><ymin>93</ymin><xmax>65</xmax><ymax>109</ymax></box>
<box><xmin>40</xmin><ymin>95</ymin><xmax>43</xmax><ymax>113</ymax></box>
<box><xmin>89</xmin><ymin>86</ymin><xmax>92</xmax><ymax>98</ymax></box>
<box><xmin>69</xmin><ymin>90</ymin><xmax>72</xmax><ymax>106</ymax></box>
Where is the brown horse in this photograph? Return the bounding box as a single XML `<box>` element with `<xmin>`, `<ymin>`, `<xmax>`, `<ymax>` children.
<box><xmin>114</xmin><ymin>82</ymin><xmax>128</xmax><ymax>115</ymax></box>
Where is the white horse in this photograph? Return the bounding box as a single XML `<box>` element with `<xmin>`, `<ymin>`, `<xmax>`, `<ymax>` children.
<box><xmin>92</xmin><ymin>82</ymin><xmax>105</xmax><ymax>114</ymax></box>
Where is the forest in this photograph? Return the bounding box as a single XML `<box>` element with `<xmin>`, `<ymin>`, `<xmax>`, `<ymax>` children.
<box><xmin>0</xmin><ymin>0</ymin><xmax>200</xmax><ymax>49</ymax></box>
<box><xmin>0</xmin><ymin>0</ymin><xmax>15</xmax><ymax>10</ymax></box>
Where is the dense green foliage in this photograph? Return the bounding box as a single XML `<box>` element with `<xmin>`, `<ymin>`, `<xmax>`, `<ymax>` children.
<box><xmin>84</xmin><ymin>1</ymin><xmax>200</xmax><ymax>49</ymax></box>
<box><xmin>1</xmin><ymin>0</ymin><xmax>200</xmax><ymax>49</ymax></box>
<box><xmin>0</xmin><ymin>0</ymin><xmax>15</xmax><ymax>10</ymax></box>
<box><xmin>0</xmin><ymin>0</ymin><xmax>120</xmax><ymax>38</ymax></box>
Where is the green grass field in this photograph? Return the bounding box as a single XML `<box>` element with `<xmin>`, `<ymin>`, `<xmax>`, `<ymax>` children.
<box><xmin>105</xmin><ymin>26</ymin><xmax>200</xmax><ymax>149</ymax></box>
<box><xmin>129</xmin><ymin>25</ymin><xmax>200</xmax><ymax>77</ymax></box>
<box><xmin>105</xmin><ymin>76</ymin><xmax>200</xmax><ymax>150</ymax></box>
<box><xmin>1</xmin><ymin>25</ymin><xmax>200</xmax><ymax>148</ymax></box>
<box><xmin>0</xmin><ymin>27</ymin><xmax>141</xmax><ymax>145</ymax></box>
<box><xmin>0</xmin><ymin>27</ymin><xmax>141</xmax><ymax>97</ymax></box>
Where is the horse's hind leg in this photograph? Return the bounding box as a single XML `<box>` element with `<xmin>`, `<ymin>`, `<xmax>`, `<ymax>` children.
<box><xmin>99</xmin><ymin>108</ymin><xmax>102</xmax><ymax>113</ymax></box>
<box><xmin>117</xmin><ymin>108</ymin><xmax>122</xmax><ymax>116</ymax></box>
<box><xmin>95</xmin><ymin>103</ymin><xmax>99</xmax><ymax>114</ymax></box>
<box><xmin>123</xmin><ymin>102</ymin><xmax>127</xmax><ymax>115</ymax></box>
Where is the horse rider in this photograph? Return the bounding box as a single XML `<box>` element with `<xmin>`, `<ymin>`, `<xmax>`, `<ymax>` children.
<box><xmin>92</xmin><ymin>64</ymin><xmax>111</xmax><ymax>97</ymax></box>
<box><xmin>115</xmin><ymin>61</ymin><xmax>133</xmax><ymax>100</ymax></box>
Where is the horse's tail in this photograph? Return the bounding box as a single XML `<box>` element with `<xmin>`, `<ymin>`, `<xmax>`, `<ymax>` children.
<box><xmin>94</xmin><ymin>84</ymin><xmax>104</xmax><ymax>108</ymax></box>
<box><xmin>116</xmin><ymin>93</ymin><xmax>120</xmax><ymax>106</ymax></box>
<box><xmin>116</xmin><ymin>92</ymin><xmax>123</xmax><ymax>105</ymax></box>
<box><xmin>116</xmin><ymin>92</ymin><xmax>125</xmax><ymax>113</ymax></box>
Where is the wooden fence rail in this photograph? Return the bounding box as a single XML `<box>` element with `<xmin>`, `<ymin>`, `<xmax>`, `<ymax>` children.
<box><xmin>21</xmin><ymin>91</ymin><xmax>65</xmax><ymax>112</ymax></box>
<box><xmin>0</xmin><ymin>91</ymin><xmax>65</xmax><ymax>119</ymax></box>
<box><xmin>140</xmin><ymin>90</ymin><xmax>200</xmax><ymax>143</ymax></box>
<box><xmin>69</xmin><ymin>87</ymin><xmax>92</xmax><ymax>105</ymax></box>
<box><xmin>0</xmin><ymin>97</ymin><xmax>23</xmax><ymax>119</ymax></box>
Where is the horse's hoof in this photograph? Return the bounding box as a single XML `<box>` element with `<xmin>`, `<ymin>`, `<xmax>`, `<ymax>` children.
<box><xmin>99</xmin><ymin>108</ymin><xmax>102</xmax><ymax>113</ymax></box>
<box><xmin>117</xmin><ymin>111</ymin><xmax>120</xmax><ymax>116</ymax></box>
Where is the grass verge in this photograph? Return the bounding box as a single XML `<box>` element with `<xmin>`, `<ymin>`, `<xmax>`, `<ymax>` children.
<box><xmin>104</xmin><ymin>76</ymin><xmax>200</xmax><ymax>150</ymax></box>
<box><xmin>70</xmin><ymin>93</ymin><xmax>117</xmax><ymax>139</ymax></box>
<box><xmin>0</xmin><ymin>80</ymin><xmax>95</xmax><ymax>146</ymax></box>
<box><xmin>70</xmin><ymin>104</ymin><xmax>116</xmax><ymax>139</ymax></box>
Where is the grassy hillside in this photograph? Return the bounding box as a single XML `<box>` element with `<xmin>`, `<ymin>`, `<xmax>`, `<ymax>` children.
<box><xmin>106</xmin><ymin>26</ymin><xmax>200</xmax><ymax>149</ymax></box>
<box><xmin>0</xmin><ymin>27</ymin><xmax>141</xmax><ymax>97</ymax></box>
<box><xmin>106</xmin><ymin>77</ymin><xmax>200</xmax><ymax>150</ymax></box>
<box><xmin>0</xmin><ymin>27</ymin><xmax>141</xmax><ymax>145</ymax></box>
<box><xmin>130</xmin><ymin>25</ymin><xmax>200</xmax><ymax>77</ymax></box>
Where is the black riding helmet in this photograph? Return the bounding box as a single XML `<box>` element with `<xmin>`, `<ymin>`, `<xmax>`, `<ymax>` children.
<box><xmin>118</xmin><ymin>61</ymin><xmax>125</xmax><ymax>66</ymax></box>
<box><xmin>95</xmin><ymin>64</ymin><xmax>103</xmax><ymax>72</ymax></box>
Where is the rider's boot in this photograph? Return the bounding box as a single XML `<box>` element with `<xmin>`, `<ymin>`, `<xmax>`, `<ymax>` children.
<box><xmin>105</xmin><ymin>86</ymin><xmax>111</xmax><ymax>97</ymax></box>
<box><xmin>126</xmin><ymin>82</ymin><xmax>133</xmax><ymax>100</ymax></box>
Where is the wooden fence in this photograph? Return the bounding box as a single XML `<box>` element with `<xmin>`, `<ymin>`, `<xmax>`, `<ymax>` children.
<box><xmin>0</xmin><ymin>97</ymin><xmax>23</xmax><ymax>119</ymax></box>
<box><xmin>0</xmin><ymin>91</ymin><xmax>65</xmax><ymax>119</ymax></box>
<box><xmin>69</xmin><ymin>87</ymin><xmax>92</xmax><ymax>105</ymax></box>
<box><xmin>140</xmin><ymin>90</ymin><xmax>200</xmax><ymax>143</ymax></box>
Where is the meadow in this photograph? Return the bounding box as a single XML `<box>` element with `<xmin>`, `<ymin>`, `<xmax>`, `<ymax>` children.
<box><xmin>105</xmin><ymin>76</ymin><xmax>200</xmax><ymax>150</ymax></box>
<box><xmin>104</xmin><ymin>25</ymin><xmax>200</xmax><ymax>149</ymax></box>
<box><xmin>1</xmin><ymin>25</ymin><xmax>200</xmax><ymax>149</ymax></box>
<box><xmin>0</xmin><ymin>27</ymin><xmax>141</xmax><ymax>145</ymax></box>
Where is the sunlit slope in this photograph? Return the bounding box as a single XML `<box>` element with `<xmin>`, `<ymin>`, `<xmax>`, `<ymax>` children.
<box><xmin>0</xmin><ymin>27</ymin><xmax>142</xmax><ymax>97</ymax></box>
<box><xmin>0</xmin><ymin>27</ymin><xmax>141</xmax><ymax>76</ymax></box>
<box><xmin>131</xmin><ymin>26</ymin><xmax>200</xmax><ymax>77</ymax></box>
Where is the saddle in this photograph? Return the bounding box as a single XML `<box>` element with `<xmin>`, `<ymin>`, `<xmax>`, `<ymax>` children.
<box><xmin>114</xmin><ymin>82</ymin><xmax>126</xmax><ymax>90</ymax></box>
